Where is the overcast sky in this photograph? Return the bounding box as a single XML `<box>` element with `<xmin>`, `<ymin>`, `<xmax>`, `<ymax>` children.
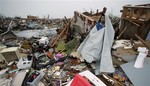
<box><xmin>0</xmin><ymin>0</ymin><xmax>150</xmax><ymax>18</ymax></box>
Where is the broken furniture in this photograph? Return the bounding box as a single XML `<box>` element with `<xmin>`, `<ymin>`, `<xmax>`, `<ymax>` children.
<box><xmin>0</xmin><ymin>47</ymin><xmax>22</xmax><ymax>64</ymax></box>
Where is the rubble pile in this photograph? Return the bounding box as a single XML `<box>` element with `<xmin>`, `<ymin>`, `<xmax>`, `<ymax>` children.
<box><xmin>0</xmin><ymin>4</ymin><xmax>150</xmax><ymax>86</ymax></box>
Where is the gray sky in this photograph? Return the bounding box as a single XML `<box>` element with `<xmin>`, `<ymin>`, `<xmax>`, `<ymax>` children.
<box><xmin>0</xmin><ymin>0</ymin><xmax>150</xmax><ymax>18</ymax></box>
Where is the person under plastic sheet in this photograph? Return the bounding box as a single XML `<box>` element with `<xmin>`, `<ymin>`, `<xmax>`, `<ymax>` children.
<box><xmin>96</xmin><ymin>13</ymin><xmax>105</xmax><ymax>31</ymax></box>
<box><xmin>77</xmin><ymin>12</ymin><xmax>115</xmax><ymax>75</ymax></box>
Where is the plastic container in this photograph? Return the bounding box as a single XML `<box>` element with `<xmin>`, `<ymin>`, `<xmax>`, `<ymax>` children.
<box><xmin>17</xmin><ymin>57</ymin><xmax>33</xmax><ymax>69</ymax></box>
<box><xmin>26</xmin><ymin>70</ymin><xmax>45</xmax><ymax>86</ymax></box>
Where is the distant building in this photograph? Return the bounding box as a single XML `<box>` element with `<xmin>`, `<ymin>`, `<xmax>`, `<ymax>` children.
<box><xmin>27</xmin><ymin>15</ymin><xmax>38</xmax><ymax>20</ymax></box>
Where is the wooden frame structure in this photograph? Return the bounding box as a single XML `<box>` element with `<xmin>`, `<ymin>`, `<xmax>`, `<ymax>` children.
<box><xmin>119</xmin><ymin>4</ymin><xmax>150</xmax><ymax>40</ymax></box>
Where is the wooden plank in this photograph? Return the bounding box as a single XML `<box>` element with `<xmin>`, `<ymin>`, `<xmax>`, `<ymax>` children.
<box><xmin>122</xmin><ymin>17</ymin><xmax>140</xmax><ymax>26</ymax></box>
<box><xmin>117</xmin><ymin>26</ymin><xmax>127</xmax><ymax>39</ymax></box>
<box><xmin>119</xmin><ymin>19</ymin><xmax>125</xmax><ymax>35</ymax></box>
<box><xmin>135</xmin><ymin>34</ymin><xmax>150</xmax><ymax>50</ymax></box>
<box><xmin>123</xmin><ymin>6</ymin><xmax>150</xmax><ymax>9</ymax></box>
<box><xmin>135</xmin><ymin>3</ymin><xmax>150</xmax><ymax>6</ymax></box>
<box><xmin>112</xmin><ymin>54</ymin><xmax>127</xmax><ymax>63</ymax></box>
<box><xmin>50</xmin><ymin>26</ymin><xmax>67</xmax><ymax>47</ymax></box>
<box><xmin>50</xmin><ymin>17</ymin><xmax>73</xmax><ymax>47</ymax></box>
<box><xmin>64</xmin><ymin>16</ymin><xmax>69</xmax><ymax>23</ymax></box>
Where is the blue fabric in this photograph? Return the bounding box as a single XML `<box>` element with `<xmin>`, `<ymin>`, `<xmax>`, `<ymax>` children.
<box><xmin>96</xmin><ymin>22</ymin><xmax>103</xmax><ymax>31</ymax></box>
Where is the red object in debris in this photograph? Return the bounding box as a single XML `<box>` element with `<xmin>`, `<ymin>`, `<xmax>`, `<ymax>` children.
<box><xmin>70</xmin><ymin>74</ymin><xmax>92</xmax><ymax>86</ymax></box>
<box><xmin>33</xmin><ymin>75</ymin><xmax>37</xmax><ymax>79</ymax></box>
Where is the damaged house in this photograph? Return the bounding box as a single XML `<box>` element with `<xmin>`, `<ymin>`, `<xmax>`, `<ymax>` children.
<box><xmin>119</xmin><ymin>4</ymin><xmax>150</xmax><ymax>40</ymax></box>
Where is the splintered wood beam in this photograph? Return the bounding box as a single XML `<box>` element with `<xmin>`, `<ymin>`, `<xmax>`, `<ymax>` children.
<box><xmin>122</xmin><ymin>17</ymin><xmax>140</xmax><ymax>27</ymax></box>
<box><xmin>50</xmin><ymin>26</ymin><xmax>67</xmax><ymax>47</ymax></box>
<box><xmin>117</xmin><ymin>26</ymin><xmax>127</xmax><ymax>39</ymax></box>
<box><xmin>50</xmin><ymin>17</ymin><xmax>73</xmax><ymax>47</ymax></box>
<box><xmin>135</xmin><ymin>34</ymin><xmax>150</xmax><ymax>50</ymax></box>
<box><xmin>62</xmin><ymin>20</ymin><xmax>67</xmax><ymax>25</ymax></box>
<box><xmin>64</xmin><ymin>16</ymin><xmax>69</xmax><ymax>23</ymax></box>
